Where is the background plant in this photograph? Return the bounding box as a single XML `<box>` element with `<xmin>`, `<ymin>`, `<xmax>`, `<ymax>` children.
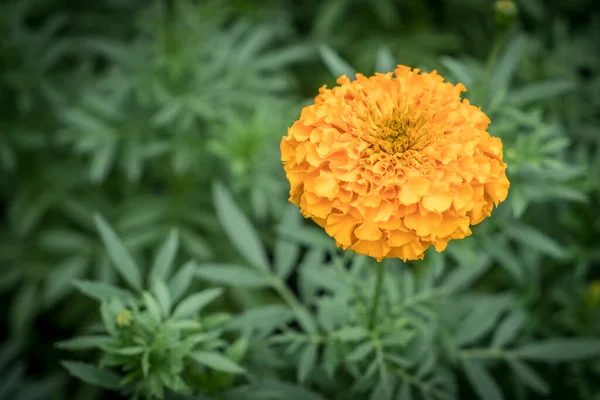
<box><xmin>2</xmin><ymin>0</ymin><xmax>600</xmax><ymax>399</ymax></box>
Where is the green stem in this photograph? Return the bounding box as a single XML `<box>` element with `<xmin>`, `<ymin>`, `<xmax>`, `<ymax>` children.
<box><xmin>368</xmin><ymin>262</ymin><xmax>386</xmax><ymax>331</ymax></box>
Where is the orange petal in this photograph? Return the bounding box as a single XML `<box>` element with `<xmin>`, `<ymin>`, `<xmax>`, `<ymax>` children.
<box><xmin>421</xmin><ymin>189</ymin><xmax>453</xmax><ymax>213</ymax></box>
<box><xmin>354</xmin><ymin>220</ymin><xmax>382</xmax><ymax>241</ymax></box>
<box><xmin>399</xmin><ymin>176</ymin><xmax>431</xmax><ymax>205</ymax></box>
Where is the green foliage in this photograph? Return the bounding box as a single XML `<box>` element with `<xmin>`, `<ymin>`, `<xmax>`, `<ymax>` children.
<box><xmin>2</xmin><ymin>0</ymin><xmax>600</xmax><ymax>399</ymax></box>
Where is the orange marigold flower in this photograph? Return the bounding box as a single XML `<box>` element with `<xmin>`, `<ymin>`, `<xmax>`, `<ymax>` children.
<box><xmin>280</xmin><ymin>66</ymin><xmax>510</xmax><ymax>261</ymax></box>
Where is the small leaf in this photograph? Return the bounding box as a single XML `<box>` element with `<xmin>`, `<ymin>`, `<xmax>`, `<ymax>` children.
<box><xmin>168</xmin><ymin>260</ymin><xmax>197</xmax><ymax>303</ymax></box>
<box><xmin>142</xmin><ymin>292</ymin><xmax>163</xmax><ymax>324</ymax></box>
<box><xmin>297</xmin><ymin>343</ymin><xmax>318</xmax><ymax>383</ymax></box>
<box><xmin>172</xmin><ymin>288</ymin><xmax>222</xmax><ymax>319</ymax></box>
<box><xmin>456</xmin><ymin>297</ymin><xmax>510</xmax><ymax>347</ymax></box>
<box><xmin>151</xmin><ymin>279</ymin><xmax>171</xmax><ymax>317</ymax></box>
<box><xmin>94</xmin><ymin>214</ymin><xmax>142</xmax><ymax>291</ymax></box>
<box><xmin>149</xmin><ymin>229</ymin><xmax>179</xmax><ymax>285</ymax></box>
<box><xmin>375</xmin><ymin>47</ymin><xmax>396</xmax><ymax>73</ymax></box>
<box><xmin>395</xmin><ymin>381</ymin><xmax>412</xmax><ymax>400</ymax></box>
<box><xmin>463</xmin><ymin>360</ymin><xmax>504</xmax><ymax>400</ymax></box>
<box><xmin>229</xmin><ymin>305</ymin><xmax>294</xmax><ymax>338</ymax></box>
<box><xmin>514</xmin><ymin>338</ymin><xmax>600</xmax><ymax>361</ymax></box>
<box><xmin>191</xmin><ymin>351</ymin><xmax>246</xmax><ymax>374</ymax></box>
<box><xmin>196</xmin><ymin>264</ymin><xmax>270</xmax><ymax>288</ymax></box>
<box><xmin>72</xmin><ymin>280</ymin><xmax>133</xmax><ymax>303</ymax></box>
<box><xmin>508</xmin><ymin>360</ymin><xmax>550</xmax><ymax>395</ymax></box>
<box><xmin>61</xmin><ymin>361</ymin><xmax>121</xmax><ymax>389</ymax></box>
<box><xmin>274</xmin><ymin>239</ymin><xmax>299</xmax><ymax>280</ymax></box>
<box><xmin>346</xmin><ymin>342</ymin><xmax>374</xmax><ymax>362</ymax></box>
<box><xmin>213</xmin><ymin>182</ymin><xmax>270</xmax><ymax>272</ymax></box>
<box><xmin>55</xmin><ymin>336</ymin><xmax>113</xmax><ymax>350</ymax></box>
<box><xmin>331</xmin><ymin>326</ymin><xmax>368</xmax><ymax>342</ymax></box>
<box><xmin>444</xmin><ymin>255</ymin><xmax>492</xmax><ymax>293</ymax></box>
<box><xmin>44</xmin><ymin>255</ymin><xmax>88</xmax><ymax>305</ymax></box>
<box><xmin>507</xmin><ymin>80</ymin><xmax>575</xmax><ymax>106</ymax></box>
<box><xmin>319</xmin><ymin>45</ymin><xmax>356</xmax><ymax>79</ymax></box>
<box><xmin>479</xmin><ymin>235</ymin><xmax>524</xmax><ymax>283</ymax></box>
<box><xmin>489</xmin><ymin>33</ymin><xmax>527</xmax><ymax>94</ymax></box>
<box><xmin>491</xmin><ymin>310</ymin><xmax>526</xmax><ymax>348</ymax></box>
<box><xmin>504</xmin><ymin>223</ymin><xmax>567</xmax><ymax>258</ymax></box>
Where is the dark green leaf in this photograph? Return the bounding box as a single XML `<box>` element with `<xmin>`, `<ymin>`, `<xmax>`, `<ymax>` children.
<box><xmin>168</xmin><ymin>260</ymin><xmax>197</xmax><ymax>303</ymax></box>
<box><xmin>213</xmin><ymin>182</ymin><xmax>270</xmax><ymax>272</ymax></box>
<box><xmin>319</xmin><ymin>45</ymin><xmax>356</xmax><ymax>79</ymax></box>
<box><xmin>55</xmin><ymin>336</ymin><xmax>113</xmax><ymax>350</ymax></box>
<box><xmin>149</xmin><ymin>229</ymin><xmax>179</xmax><ymax>285</ymax></box>
<box><xmin>514</xmin><ymin>338</ymin><xmax>600</xmax><ymax>361</ymax></box>
<box><xmin>297</xmin><ymin>343</ymin><xmax>318</xmax><ymax>383</ymax></box>
<box><xmin>73</xmin><ymin>280</ymin><xmax>134</xmax><ymax>303</ymax></box>
<box><xmin>94</xmin><ymin>214</ymin><xmax>142</xmax><ymax>291</ymax></box>
<box><xmin>191</xmin><ymin>351</ymin><xmax>245</xmax><ymax>374</ymax></box>
<box><xmin>508</xmin><ymin>360</ymin><xmax>549</xmax><ymax>395</ymax></box>
<box><xmin>507</xmin><ymin>80</ymin><xmax>575</xmax><ymax>106</ymax></box>
<box><xmin>504</xmin><ymin>223</ymin><xmax>567</xmax><ymax>258</ymax></box>
<box><xmin>173</xmin><ymin>288</ymin><xmax>222</xmax><ymax>319</ymax></box>
<box><xmin>463</xmin><ymin>360</ymin><xmax>504</xmax><ymax>400</ymax></box>
<box><xmin>196</xmin><ymin>264</ymin><xmax>269</xmax><ymax>288</ymax></box>
<box><xmin>274</xmin><ymin>238</ymin><xmax>299</xmax><ymax>281</ymax></box>
<box><xmin>61</xmin><ymin>361</ymin><xmax>121</xmax><ymax>389</ymax></box>
<box><xmin>491</xmin><ymin>310</ymin><xmax>526</xmax><ymax>348</ymax></box>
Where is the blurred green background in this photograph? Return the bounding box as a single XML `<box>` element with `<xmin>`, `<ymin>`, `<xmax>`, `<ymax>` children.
<box><xmin>2</xmin><ymin>0</ymin><xmax>600</xmax><ymax>399</ymax></box>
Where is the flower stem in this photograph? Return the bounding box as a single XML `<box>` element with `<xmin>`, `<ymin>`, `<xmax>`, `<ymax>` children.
<box><xmin>368</xmin><ymin>262</ymin><xmax>386</xmax><ymax>331</ymax></box>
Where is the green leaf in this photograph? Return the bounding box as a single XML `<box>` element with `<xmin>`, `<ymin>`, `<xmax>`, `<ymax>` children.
<box><xmin>149</xmin><ymin>229</ymin><xmax>179</xmax><ymax>285</ymax></box>
<box><xmin>151</xmin><ymin>279</ymin><xmax>171</xmax><ymax>317</ymax></box>
<box><xmin>491</xmin><ymin>310</ymin><xmax>526</xmax><ymax>348</ymax></box>
<box><xmin>142</xmin><ymin>292</ymin><xmax>163</xmax><ymax>324</ymax></box>
<box><xmin>479</xmin><ymin>235</ymin><xmax>524</xmax><ymax>283</ymax></box>
<box><xmin>44</xmin><ymin>255</ymin><xmax>88</xmax><ymax>305</ymax></box>
<box><xmin>55</xmin><ymin>336</ymin><xmax>113</xmax><ymax>350</ymax></box>
<box><xmin>440</xmin><ymin>56</ymin><xmax>475</xmax><ymax>87</ymax></box>
<box><xmin>172</xmin><ymin>288</ymin><xmax>222</xmax><ymax>319</ymax></box>
<box><xmin>196</xmin><ymin>264</ymin><xmax>270</xmax><ymax>288</ymax></box>
<box><xmin>395</xmin><ymin>381</ymin><xmax>412</xmax><ymax>400</ymax></box>
<box><xmin>489</xmin><ymin>33</ymin><xmax>527</xmax><ymax>94</ymax></box>
<box><xmin>213</xmin><ymin>182</ymin><xmax>270</xmax><ymax>272</ymax></box>
<box><xmin>463</xmin><ymin>360</ymin><xmax>503</xmax><ymax>400</ymax></box>
<box><xmin>94</xmin><ymin>214</ymin><xmax>142</xmax><ymax>291</ymax></box>
<box><xmin>168</xmin><ymin>260</ymin><xmax>197</xmax><ymax>303</ymax></box>
<box><xmin>297</xmin><ymin>343</ymin><xmax>318</xmax><ymax>383</ymax></box>
<box><xmin>331</xmin><ymin>326</ymin><xmax>368</xmax><ymax>342</ymax></box>
<box><xmin>503</xmin><ymin>223</ymin><xmax>567</xmax><ymax>258</ymax></box>
<box><xmin>443</xmin><ymin>254</ymin><xmax>492</xmax><ymax>294</ymax></box>
<box><xmin>61</xmin><ymin>361</ymin><xmax>121</xmax><ymax>389</ymax></box>
<box><xmin>319</xmin><ymin>45</ymin><xmax>356</xmax><ymax>79</ymax></box>
<box><xmin>229</xmin><ymin>305</ymin><xmax>295</xmax><ymax>338</ymax></box>
<box><xmin>346</xmin><ymin>342</ymin><xmax>374</xmax><ymax>362</ymax></box>
<box><xmin>274</xmin><ymin>238</ymin><xmax>299</xmax><ymax>281</ymax></box>
<box><xmin>507</xmin><ymin>80</ymin><xmax>575</xmax><ymax>106</ymax></box>
<box><xmin>191</xmin><ymin>351</ymin><xmax>246</xmax><ymax>374</ymax></box>
<box><xmin>72</xmin><ymin>280</ymin><xmax>134</xmax><ymax>303</ymax></box>
<box><xmin>456</xmin><ymin>297</ymin><xmax>510</xmax><ymax>347</ymax></box>
<box><xmin>375</xmin><ymin>47</ymin><xmax>396</xmax><ymax>73</ymax></box>
<box><xmin>508</xmin><ymin>360</ymin><xmax>549</xmax><ymax>395</ymax></box>
<box><xmin>514</xmin><ymin>338</ymin><xmax>600</xmax><ymax>361</ymax></box>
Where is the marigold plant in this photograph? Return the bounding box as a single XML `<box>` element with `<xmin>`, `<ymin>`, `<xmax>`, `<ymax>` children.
<box><xmin>280</xmin><ymin>65</ymin><xmax>510</xmax><ymax>261</ymax></box>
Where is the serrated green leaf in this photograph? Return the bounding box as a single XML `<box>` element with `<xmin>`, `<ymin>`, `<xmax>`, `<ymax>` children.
<box><xmin>297</xmin><ymin>343</ymin><xmax>318</xmax><ymax>383</ymax></box>
<box><xmin>61</xmin><ymin>361</ymin><xmax>121</xmax><ymax>389</ymax></box>
<box><xmin>514</xmin><ymin>338</ymin><xmax>600</xmax><ymax>361</ymax></box>
<box><xmin>196</xmin><ymin>264</ymin><xmax>269</xmax><ymax>288</ymax></box>
<box><xmin>508</xmin><ymin>360</ymin><xmax>549</xmax><ymax>395</ymax></box>
<box><xmin>55</xmin><ymin>336</ymin><xmax>113</xmax><ymax>350</ymax></box>
<box><xmin>94</xmin><ymin>214</ymin><xmax>142</xmax><ymax>291</ymax></box>
<box><xmin>149</xmin><ymin>229</ymin><xmax>179</xmax><ymax>286</ymax></box>
<box><xmin>491</xmin><ymin>310</ymin><xmax>526</xmax><ymax>348</ymax></box>
<box><xmin>463</xmin><ymin>360</ymin><xmax>504</xmax><ymax>400</ymax></box>
<box><xmin>172</xmin><ymin>288</ymin><xmax>222</xmax><ymax>319</ymax></box>
<box><xmin>213</xmin><ymin>182</ymin><xmax>270</xmax><ymax>272</ymax></box>
<box><xmin>72</xmin><ymin>280</ymin><xmax>133</xmax><ymax>303</ymax></box>
<box><xmin>191</xmin><ymin>351</ymin><xmax>245</xmax><ymax>374</ymax></box>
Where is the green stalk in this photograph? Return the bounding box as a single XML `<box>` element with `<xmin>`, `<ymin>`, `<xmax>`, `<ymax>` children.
<box><xmin>368</xmin><ymin>262</ymin><xmax>386</xmax><ymax>331</ymax></box>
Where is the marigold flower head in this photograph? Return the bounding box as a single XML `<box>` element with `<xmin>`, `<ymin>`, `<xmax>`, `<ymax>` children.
<box><xmin>280</xmin><ymin>66</ymin><xmax>510</xmax><ymax>261</ymax></box>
